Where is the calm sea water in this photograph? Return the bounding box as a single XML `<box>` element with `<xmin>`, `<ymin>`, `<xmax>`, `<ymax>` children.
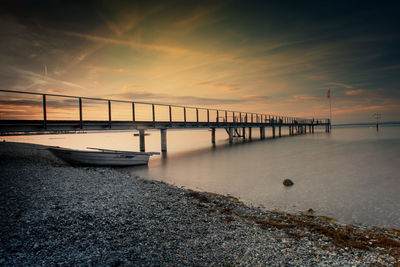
<box><xmin>4</xmin><ymin>126</ymin><xmax>400</xmax><ymax>228</ymax></box>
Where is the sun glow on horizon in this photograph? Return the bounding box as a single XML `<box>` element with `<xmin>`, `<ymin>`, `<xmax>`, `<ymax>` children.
<box><xmin>0</xmin><ymin>1</ymin><xmax>399</xmax><ymax>123</ymax></box>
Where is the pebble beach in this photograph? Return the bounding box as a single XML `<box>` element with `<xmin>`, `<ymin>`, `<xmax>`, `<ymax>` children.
<box><xmin>1</xmin><ymin>141</ymin><xmax>399</xmax><ymax>266</ymax></box>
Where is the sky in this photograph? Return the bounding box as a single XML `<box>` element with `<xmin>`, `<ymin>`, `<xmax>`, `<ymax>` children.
<box><xmin>0</xmin><ymin>0</ymin><xmax>399</xmax><ymax>123</ymax></box>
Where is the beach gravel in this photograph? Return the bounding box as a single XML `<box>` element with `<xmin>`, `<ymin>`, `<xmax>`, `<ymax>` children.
<box><xmin>0</xmin><ymin>142</ymin><xmax>399</xmax><ymax>266</ymax></box>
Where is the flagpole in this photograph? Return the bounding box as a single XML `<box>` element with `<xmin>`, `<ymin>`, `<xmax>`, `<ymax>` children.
<box><xmin>329</xmin><ymin>92</ymin><xmax>332</xmax><ymax>122</ymax></box>
<box><xmin>327</xmin><ymin>88</ymin><xmax>332</xmax><ymax>132</ymax></box>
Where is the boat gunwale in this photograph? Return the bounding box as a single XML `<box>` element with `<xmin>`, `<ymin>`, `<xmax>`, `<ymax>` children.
<box><xmin>47</xmin><ymin>146</ymin><xmax>160</xmax><ymax>156</ymax></box>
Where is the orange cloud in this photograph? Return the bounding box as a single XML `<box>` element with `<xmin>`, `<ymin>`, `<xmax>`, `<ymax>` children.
<box><xmin>85</xmin><ymin>65</ymin><xmax>129</xmax><ymax>74</ymax></box>
<box><xmin>290</xmin><ymin>95</ymin><xmax>318</xmax><ymax>101</ymax></box>
<box><xmin>345</xmin><ymin>89</ymin><xmax>365</xmax><ymax>96</ymax></box>
<box><xmin>333</xmin><ymin>105</ymin><xmax>390</xmax><ymax>115</ymax></box>
<box><xmin>242</xmin><ymin>95</ymin><xmax>270</xmax><ymax>102</ymax></box>
<box><xmin>196</xmin><ymin>81</ymin><xmax>240</xmax><ymax>91</ymax></box>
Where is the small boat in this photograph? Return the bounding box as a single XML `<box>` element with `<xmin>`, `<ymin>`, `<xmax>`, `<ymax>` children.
<box><xmin>48</xmin><ymin>146</ymin><xmax>160</xmax><ymax>166</ymax></box>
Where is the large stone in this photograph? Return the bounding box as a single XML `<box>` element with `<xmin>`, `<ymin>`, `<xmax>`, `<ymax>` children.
<box><xmin>283</xmin><ymin>179</ymin><xmax>294</xmax><ymax>186</ymax></box>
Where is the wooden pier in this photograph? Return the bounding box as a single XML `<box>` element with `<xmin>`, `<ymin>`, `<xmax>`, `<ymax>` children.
<box><xmin>0</xmin><ymin>90</ymin><xmax>331</xmax><ymax>152</ymax></box>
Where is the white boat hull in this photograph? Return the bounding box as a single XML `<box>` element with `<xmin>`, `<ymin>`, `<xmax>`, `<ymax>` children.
<box><xmin>49</xmin><ymin>147</ymin><xmax>156</xmax><ymax>166</ymax></box>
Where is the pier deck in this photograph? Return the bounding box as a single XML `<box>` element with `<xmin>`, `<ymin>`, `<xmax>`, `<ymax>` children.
<box><xmin>0</xmin><ymin>90</ymin><xmax>330</xmax><ymax>151</ymax></box>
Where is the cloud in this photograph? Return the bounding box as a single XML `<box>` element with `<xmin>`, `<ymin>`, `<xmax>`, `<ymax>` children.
<box><xmin>12</xmin><ymin>67</ymin><xmax>87</xmax><ymax>90</ymax></box>
<box><xmin>345</xmin><ymin>89</ymin><xmax>365</xmax><ymax>96</ymax></box>
<box><xmin>373</xmin><ymin>65</ymin><xmax>400</xmax><ymax>72</ymax></box>
<box><xmin>242</xmin><ymin>95</ymin><xmax>270</xmax><ymax>102</ymax></box>
<box><xmin>63</xmin><ymin>31</ymin><xmax>193</xmax><ymax>55</ymax></box>
<box><xmin>85</xmin><ymin>65</ymin><xmax>129</xmax><ymax>74</ymax></box>
<box><xmin>172</xmin><ymin>5</ymin><xmax>223</xmax><ymax>35</ymax></box>
<box><xmin>1</xmin><ymin>1</ymin><xmax>399</xmax><ymax>124</ymax></box>
<box><xmin>0</xmin><ymin>98</ymin><xmax>78</xmax><ymax>108</ymax></box>
<box><xmin>195</xmin><ymin>81</ymin><xmax>241</xmax><ymax>91</ymax></box>
<box><xmin>288</xmin><ymin>95</ymin><xmax>318</xmax><ymax>102</ymax></box>
<box><xmin>108</xmin><ymin>91</ymin><xmax>244</xmax><ymax>106</ymax></box>
<box><xmin>175</xmin><ymin>6</ymin><xmax>218</xmax><ymax>27</ymax></box>
<box><xmin>98</xmin><ymin>12</ymin><xmax>124</xmax><ymax>36</ymax></box>
<box><xmin>0</xmin><ymin>96</ymin><xmax>83</xmax><ymax>119</ymax></box>
<box><xmin>332</xmin><ymin>104</ymin><xmax>398</xmax><ymax>115</ymax></box>
<box><xmin>0</xmin><ymin>99</ymin><xmax>42</xmax><ymax>107</ymax></box>
<box><xmin>328</xmin><ymin>82</ymin><xmax>353</xmax><ymax>89</ymax></box>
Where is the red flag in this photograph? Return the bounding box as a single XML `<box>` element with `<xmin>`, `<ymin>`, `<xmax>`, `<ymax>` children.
<box><xmin>327</xmin><ymin>89</ymin><xmax>330</xmax><ymax>99</ymax></box>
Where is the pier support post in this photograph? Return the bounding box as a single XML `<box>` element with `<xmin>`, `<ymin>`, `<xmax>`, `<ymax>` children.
<box><xmin>260</xmin><ymin>127</ymin><xmax>265</xmax><ymax>140</ymax></box>
<box><xmin>279</xmin><ymin>126</ymin><xmax>281</xmax><ymax>137</ymax></box>
<box><xmin>272</xmin><ymin>123</ymin><xmax>275</xmax><ymax>138</ymax></box>
<box><xmin>228</xmin><ymin>127</ymin><xmax>233</xmax><ymax>144</ymax></box>
<box><xmin>139</xmin><ymin>129</ymin><xmax>146</xmax><ymax>152</ymax></box>
<box><xmin>326</xmin><ymin>124</ymin><xmax>330</xmax><ymax>133</ymax></box>
<box><xmin>161</xmin><ymin>128</ymin><xmax>167</xmax><ymax>153</ymax></box>
<box><xmin>248</xmin><ymin>127</ymin><xmax>252</xmax><ymax>141</ymax></box>
<box><xmin>211</xmin><ymin>127</ymin><xmax>216</xmax><ymax>145</ymax></box>
<box><xmin>242</xmin><ymin>127</ymin><xmax>246</xmax><ymax>140</ymax></box>
<box><xmin>312</xmin><ymin>125</ymin><xmax>314</xmax><ymax>133</ymax></box>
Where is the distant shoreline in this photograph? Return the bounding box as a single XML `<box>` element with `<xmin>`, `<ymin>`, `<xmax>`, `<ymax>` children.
<box><xmin>333</xmin><ymin>121</ymin><xmax>400</xmax><ymax>127</ymax></box>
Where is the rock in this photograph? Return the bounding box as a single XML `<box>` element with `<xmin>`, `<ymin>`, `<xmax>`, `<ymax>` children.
<box><xmin>283</xmin><ymin>179</ymin><xmax>294</xmax><ymax>186</ymax></box>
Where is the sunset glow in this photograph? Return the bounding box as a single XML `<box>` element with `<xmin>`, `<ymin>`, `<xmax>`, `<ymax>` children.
<box><xmin>1</xmin><ymin>1</ymin><xmax>399</xmax><ymax>123</ymax></box>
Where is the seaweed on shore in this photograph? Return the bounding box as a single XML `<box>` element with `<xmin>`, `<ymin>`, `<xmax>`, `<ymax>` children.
<box><xmin>186</xmin><ymin>191</ymin><xmax>211</xmax><ymax>203</ymax></box>
<box><xmin>186</xmin><ymin>188</ymin><xmax>400</xmax><ymax>262</ymax></box>
<box><xmin>241</xmin><ymin>212</ymin><xmax>400</xmax><ymax>261</ymax></box>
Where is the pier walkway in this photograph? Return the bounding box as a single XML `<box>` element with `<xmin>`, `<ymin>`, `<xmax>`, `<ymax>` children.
<box><xmin>0</xmin><ymin>90</ymin><xmax>330</xmax><ymax>151</ymax></box>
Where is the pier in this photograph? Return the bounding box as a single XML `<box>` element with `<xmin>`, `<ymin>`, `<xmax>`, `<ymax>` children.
<box><xmin>0</xmin><ymin>90</ymin><xmax>330</xmax><ymax>152</ymax></box>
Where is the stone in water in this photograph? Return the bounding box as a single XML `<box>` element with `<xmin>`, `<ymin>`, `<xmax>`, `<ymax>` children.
<box><xmin>283</xmin><ymin>179</ymin><xmax>294</xmax><ymax>186</ymax></box>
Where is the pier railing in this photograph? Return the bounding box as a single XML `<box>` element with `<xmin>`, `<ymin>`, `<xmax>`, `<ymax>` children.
<box><xmin>0</xmin><ymin>89</ymin><xmax>329</xmax><ymax>134</ymax></box>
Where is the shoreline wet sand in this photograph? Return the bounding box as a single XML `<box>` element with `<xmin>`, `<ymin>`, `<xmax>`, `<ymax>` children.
<box><xmin>1</xmin><ymin>142</ymin><xmax>399</xmax><ymax>266</ymax></box>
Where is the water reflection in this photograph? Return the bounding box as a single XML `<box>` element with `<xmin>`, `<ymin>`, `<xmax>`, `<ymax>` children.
<box><xmin>4</xmin><ymin>126</ymin><xmax>400</xmax><ymax>228</ymax></box>
<box><xmin>131</xmin><ymin>126</ymin><xmax>400</xmax><ymax>228</ymax></box>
